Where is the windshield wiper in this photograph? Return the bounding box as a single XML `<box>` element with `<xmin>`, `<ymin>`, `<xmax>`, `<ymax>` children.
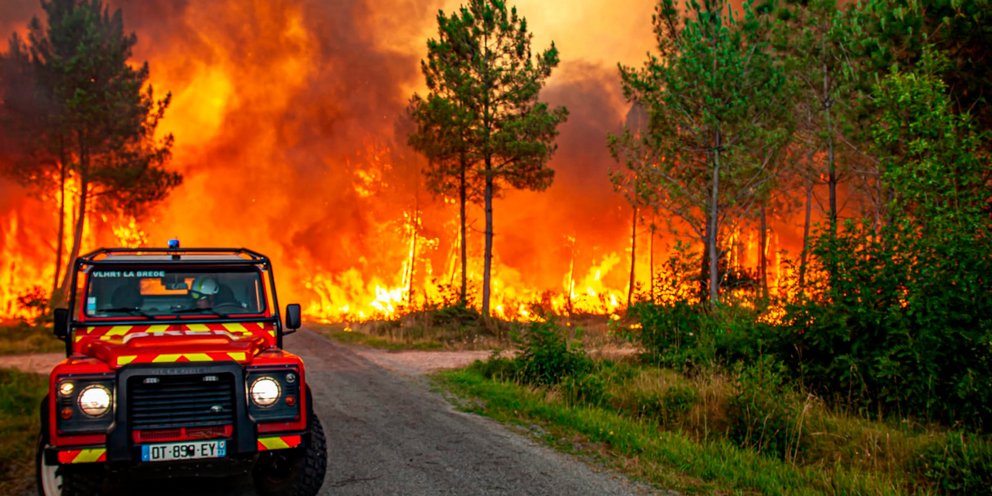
<box><xmin>100</xmin><ymin>307</ymin><xmax>153</xmax><ymax>318</ymax></box>
<box><xmin>172</xmin><ymin>307</ymin><xmax>223</xmax><ymax>316</ymax></box>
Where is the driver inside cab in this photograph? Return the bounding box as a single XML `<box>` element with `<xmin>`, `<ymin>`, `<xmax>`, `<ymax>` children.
<box><xmin>190</xmin><ymin>276</ymin><xmax>220</xmax><ymax>309</ymax></box>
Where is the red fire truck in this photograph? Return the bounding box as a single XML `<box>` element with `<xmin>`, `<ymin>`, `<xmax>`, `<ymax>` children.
<box><xmin>37</xmin><ymin>244</ymin><xmax>326</xmax><ymax>496</ymax></box>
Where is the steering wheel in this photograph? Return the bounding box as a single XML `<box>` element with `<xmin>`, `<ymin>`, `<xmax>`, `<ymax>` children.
<box><xmin>213</xmin><ymin>302</ymin><xmax>247</xmax><ymax>313</ymax></box>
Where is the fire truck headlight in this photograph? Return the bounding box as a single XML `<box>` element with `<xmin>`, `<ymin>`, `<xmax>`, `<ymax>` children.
<box><xmin>58</xmin><ymin>381</ymin><xmax>75</xmax><ymax>397</ymax></box>
<box><xmin>77</xmin><ymin>384</ymin><xmax>112</xmax><ymax>417</ymax></box>
<box><xmin>250</xmin><ymin>377</ymin><xmax>281</xmax><ymax>408</ymax></box>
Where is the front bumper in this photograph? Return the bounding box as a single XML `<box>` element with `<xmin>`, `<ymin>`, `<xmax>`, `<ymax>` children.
<box><xmin>45</xmin><ymin>432</ymin><xmax>304</xmax><ymax>466</ymax></box>
<box><xmin>47</xmin><ymin>361</ymin><xmax>306</xmax><ymax>467</ymax></box>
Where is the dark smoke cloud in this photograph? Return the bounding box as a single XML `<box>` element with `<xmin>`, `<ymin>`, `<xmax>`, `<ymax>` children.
<box><xmin>0</xmin><ymin>0</ymin><xmax>36</xmax><ymax>40</ymax></box>
<box><xmin>491</xmin><ymin>60</ymin><xmax>632</xmax><ymax>289</ymax></box>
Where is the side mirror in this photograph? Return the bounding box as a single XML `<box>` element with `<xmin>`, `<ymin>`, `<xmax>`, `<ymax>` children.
<box><xmin>53</xmin><ymin>308</ymin><xmax>69</xmax><ymax>340</ymax></box>
<box><xmin>284</xmin><ymin>304</ymin><xmax>301</xmax><ymax>334</ymax></box>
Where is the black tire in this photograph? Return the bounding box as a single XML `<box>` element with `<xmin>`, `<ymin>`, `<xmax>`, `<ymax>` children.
<box><xmin>36</xmin><ymin>396</ymin><xmax>106</xmax><ymax>496</ymax></box>
<box><xmin>58</xmin><ymin>464</ymin><xmax>105</xmax><ymax>496</ymax></box>
<box><xmin>37</xmin><ymin>435</ymin><xmax>105</xmax><ymax>496</ymax></box>
<box><xmin>252</xmin><ymin>413</ymin><xmax>328</xmax><ymax>496</ymax></box>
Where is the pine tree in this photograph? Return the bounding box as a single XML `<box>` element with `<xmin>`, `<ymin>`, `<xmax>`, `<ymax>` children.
<box><xmin>620</xmin><ymin>0</ymin><xmax>789</xmax><ymax>303</ymax></box>
<box><xmin>0</xmin><ymin>0</ymin><xmax>180</xmax><ymax>305</ymax></box>
<box><xmin>408</xmin><ymin>0</ymin><xmax>567</xmax><ymax>316</ymax></box>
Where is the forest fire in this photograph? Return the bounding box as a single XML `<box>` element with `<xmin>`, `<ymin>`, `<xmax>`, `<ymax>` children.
<box><xmin>0</xmin><ymin>0</ymin><xmax>804</xmax><ymax>323</ymax></box>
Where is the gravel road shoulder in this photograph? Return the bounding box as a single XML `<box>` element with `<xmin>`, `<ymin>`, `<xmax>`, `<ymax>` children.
<box><xmin>0</xmin><ymin>352</ymin><xmax>63</xmax><ymax>375</ymax></box>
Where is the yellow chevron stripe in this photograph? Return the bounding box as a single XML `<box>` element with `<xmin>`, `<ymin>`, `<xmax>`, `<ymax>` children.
<box><xmin>106</xmin><ymin>325</ymin><xmax>132</xmax><ymax>337</ymax></box>
<box><xmin>259</xmin><ymin>437</ymin><xmax>291</xmax><ymax>450</ymax></box>
<box><xmin>152</xmin><ymin>354</ymin><xmax>181</xmax><ymax>363</ymax></box>
<box><xmin>117</xmin><ymin>355</ymin><xmax>136</xmax><ymax>366</ymax></box>
<box><xmin>147</xmin><ymin>324</ymin><xmax>169</xmax><ymax>333</ymax></box>
<box><xmin>183</xmin><ymin>353</ymin><xmax>212</xmax><ymax>362</ymax></box>
<box><xmin>186</xmin><ymin>323</ymin><xmax>209</xmax><ymax>331</ymax></box>
<box><xmin>72</xmin><ymin>448</ymin><xmax>105</xmax><ymax>463</ymax></box>
<box><xmin>224</xmin><ymin>322</ymin><xmax>248</xmax><ymax>334</ymax></box>
<box><xmin>227</xmin><ymin>352</ymin><xmax>247</xmax><ymax>361</ymax></box>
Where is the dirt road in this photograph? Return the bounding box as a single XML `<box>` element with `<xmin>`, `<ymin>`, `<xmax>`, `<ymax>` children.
<box><xmin>298</xmin><ymin>330</ymin><xmax>659</xmax><ymax>495</ymax></box>
<box><xmin>24</xmin><ymin>329</ymin><xmax>661</xmax><ymax>495</ymax></box>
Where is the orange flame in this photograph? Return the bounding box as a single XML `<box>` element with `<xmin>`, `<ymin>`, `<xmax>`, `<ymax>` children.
<box><xmin>0</xmin><ymin>0</ymin><xmax>814</xmax><ymax>324</ymax></box>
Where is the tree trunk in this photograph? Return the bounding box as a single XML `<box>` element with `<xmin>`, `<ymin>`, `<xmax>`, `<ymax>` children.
<box><xmin>480</xmin><ymin>27</ymin><xmax>493</xmax><ymax>317</ymax></box>
<box><xmin>649</xmin><ymin>219</ymin><xmax>656</xmax><ymax>303</ymax></box>
<box><xmin>407</xmin><ymin>206</ymin><xmax>418</xmax><ymax>307</ymax></box>
<box><xmin>700</xmin><ymin>217</ymin><xmax>710</xmax><ymax>303</ymax></box>
<box><xmin>51</xmin><ymin>151</ymin><xmax>67</xmax><ymax>306</ymax></box>
<box><xmin>627</xmin><ymin>205</ymin><xmax>637</xmax><ymax>308</ymax></box>
<box><xmin>566</xmin><ymin>238</ymin><xmax>575</xmax><ymax>315</ymax></box>
<box><xmin>823</xmin><ymin>60</ymin><xmax>837</xmax><ymax>240</ymax></box>
<box><xmin>481</xmin><ymin>160</ymin><xmax>494</xmax><ymax>317</ymax></box>
<box><xmin>708</xmin><ymin>132</ymin><xmax>722</xmax><ymax>304</ymax></box>
<box><xmin>58</xmin><ymin>173</ymin><xmax>87</xmax><ymax>303</ymax></box>
<box><xmin>759</xmin><ymin>203</ymin><xmax>768</xmax><ymax>301</ymax></box>
<box><xmin>798</xmin><ymin>181</ymin><xmax>813</xmax><ymax>289</ymax></box>
<box><xmin>459</xmin><ymin>154</ymin><xmax>468</xmax><ymax>306</ymax></box>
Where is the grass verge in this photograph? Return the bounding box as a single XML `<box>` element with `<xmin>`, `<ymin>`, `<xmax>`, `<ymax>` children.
<box><xmin>0</xmin><ymin>322</ymin><xmax>64</xmax><ymax>356</ymax></box>
<box><xmin>0</xmin><ymin>368</ymin><xmax>47</xmax><ymax>495</ymax></box>
<box><xmin>435</xmin><ymin>362</ymin><xmax>919</xmax><ymax>495</ymax></box>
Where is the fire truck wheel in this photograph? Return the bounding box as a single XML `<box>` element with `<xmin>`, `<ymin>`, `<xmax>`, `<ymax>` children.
<box><xmin>36</xmin><ymin>436</ymin><xmax>105</xmax><ymax>496</ymax></box>
<box><xmin>36</xmin><ymin>433</ymin><xmax>61</xmax><ymax>496</ymax></box>
<box><xmin>252</xmin><ymin>413</ymin><xmax>328</xmax><ymax>496</ymax></box>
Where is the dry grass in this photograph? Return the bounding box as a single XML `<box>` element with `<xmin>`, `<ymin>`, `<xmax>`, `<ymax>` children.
<box><xmin>0</xmin><ymin>322</ymin><xmax>64</xmax><ymax>356</ymax></box>
<box><xmin>592</xmin><ymin>361</ymin><xmax>950</xmax><ymax>492</ymax></box>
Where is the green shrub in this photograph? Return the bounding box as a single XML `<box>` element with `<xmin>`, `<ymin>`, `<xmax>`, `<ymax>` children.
<box><xmin>660</xmin><ymin>384</ymin><xmax>698</xmax><ymax>424</ymax></box>
<box><xmin>472</xmin><ymin>355</ymin><xmax>519</xmax><ymax>382</ymax></box>
<box><xmin>628</xmin><ymin>300</ymin><xmax>709</xmax><ymax>369</ymax></box>
<box><xmin>628</xmin><ymin>301</ymin><xmax>791</xmax><ymax>375</ymax></box>
<box><xmin>612</xmin><ymin>388</ymin><xmax>663</xmax><ymax>419</ymax></box>
<box><xmin>781</xmin><ymin>220</ymin><xmax>992</xmax><ymax>430</ymax></box>
<box><xmin>913</xmin><ymin>432</ymin><xmax>992</xmax><ymax>494</ymax></box>
<box><xmin>728</xmin><ymin>356</ymin><xmax>808</xmax><ymax>461</ymax></box>
<box><xmin>561</xmin><ymin>371</ymin><xmax>607</xmax><ymax>407</ymax></box>
<box><xmin>709</xmin><ymin>306</ymin><xmax>785</xmax><ymax>366</ymax></box>
<box><xmin>514</xmin><ymin>319</ymin><xmax>591</xmax><ymax>386</ymax></box>
<box><xmin>0</xmin><ymin>369</ymin><xmax>47</xmax><ymax>494</ymax></box>
<box><xmin>430</xmin><ymin>302</ymin><xmax>483</xmax><ymax>328</ymax></box>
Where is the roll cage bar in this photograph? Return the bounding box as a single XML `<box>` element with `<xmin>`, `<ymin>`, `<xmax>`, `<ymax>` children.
<box><xmin>63</xmin><ymin>247</ymin><xmax>287</xmax><ymax>352</ymax></box>
<box><xmin>77</xmin><ymin>247</ymin><xmax>271</xmax><ymax>266</ymax></box>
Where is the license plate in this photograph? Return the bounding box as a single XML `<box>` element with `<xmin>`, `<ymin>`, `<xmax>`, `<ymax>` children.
<box><xmin>141</xmin><ymin>440</ymin><xmax>226</xmax><ymax>462</ymax></box>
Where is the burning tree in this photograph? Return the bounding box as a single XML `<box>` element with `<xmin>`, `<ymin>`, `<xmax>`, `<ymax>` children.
<box><xmin>408</xmin><ymin>0</ymin><xmax>568</xmax><ymax>317</ymax></box>
<box><xmin>618</xmin><ymin>0</ymin><xmax>789</xmax><ymax>304</ymax></box>
<box><xmin>407</xmin><ymin>58</ymin><xmax>480</xmax><ymax>307</ymax></box>
<box><xmin>608</xmin><ymin>101</ymin><xmax>653</xmax><ymax>307</ymax></box>
<box><xmin>0</xmin><ymin>0</ymin><xmax>180</xmax><ymax>306</ymax></box>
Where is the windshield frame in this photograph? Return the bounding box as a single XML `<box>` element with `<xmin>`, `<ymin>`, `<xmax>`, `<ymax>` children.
<box><xmin>77</xmin><ymin>262</ymin><xmax>274</xmax><ymax>322</ymax></box>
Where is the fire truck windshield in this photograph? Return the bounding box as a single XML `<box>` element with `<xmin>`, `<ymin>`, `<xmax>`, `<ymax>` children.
<box><xmin>84</xmin><ymin>267</ymin><xmax>266</xmax><ymax>317</ymax></box>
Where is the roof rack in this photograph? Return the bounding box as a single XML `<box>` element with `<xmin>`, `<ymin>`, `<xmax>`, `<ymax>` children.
<box><xmin>77</xmin><ymin>247</ymin><xmax>270</xmax><ymax>266</ymax></box>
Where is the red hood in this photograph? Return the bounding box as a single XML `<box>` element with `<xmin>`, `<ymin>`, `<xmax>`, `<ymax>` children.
<box><xmin>71</xmin><ymin>321</ymin><xmax>278</xmax><ymax>366</ymax></box>
<box><xmin>84</xmin><ymin>332</ymin><xmax>269</xmax><ymax>369</ymax></box>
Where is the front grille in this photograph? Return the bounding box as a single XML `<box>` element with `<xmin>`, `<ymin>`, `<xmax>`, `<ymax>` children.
<box><xmin>128</xmin><ymin>373</ymin><xmax>235</xmax><ymax>430</ymax></box>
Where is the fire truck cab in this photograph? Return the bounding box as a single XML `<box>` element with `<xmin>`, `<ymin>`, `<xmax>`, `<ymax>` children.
<box><xmin>37</xmin><ymin>245</ymin><xmax>326</xmax><ymax>496</ymax></box>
